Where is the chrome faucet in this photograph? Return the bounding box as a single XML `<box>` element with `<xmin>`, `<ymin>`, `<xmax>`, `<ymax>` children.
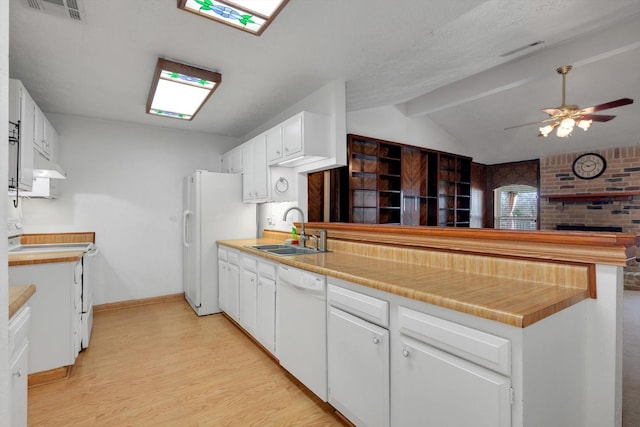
<box><xmin>283</xmin><ymin>207</ymin><xmax>306</xmax><ymax>245</ymax></box>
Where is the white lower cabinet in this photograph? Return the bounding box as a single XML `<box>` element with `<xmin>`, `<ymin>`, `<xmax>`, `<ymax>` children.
<box><xmin>327</xmin><ymin>282</ymin><xmax>390</xmax><ymax>427</ymax></box>
<box><xmin>220</xmin><ymin>247</ymin><xmax>277</xmax><ymax>356</ymax></box>
<box><xmin>256</xmin><ymin>261</ymin><xmax>277</xmax><ymax>354</ymax></box>
<box><xmin>392</xmin><ymin>307</ymin><xmax>512</xmax><ymax>427</ymax></box>
<box><xmin>240</xmin><ymin>257</ymin><xmax>258</xmax><ymax>335</ymax></box>
<box><xmin>219</xmin><ymin>248</ymin><xmax>240</xmax><ymax>322</ymax></box>
<box><xmin>9</xmin><ymin>305</ymin><xmax>31</xmax><ymax>427</ymax></box>
<box><xmin>9</xmin><ymin>261</ymin><xmax>82</xmax><ymax>374</ymax></box>
<box><xmin>328</xmin><ymin>307</ymin><xmax>389</xmax><ymax>427</ymax></box>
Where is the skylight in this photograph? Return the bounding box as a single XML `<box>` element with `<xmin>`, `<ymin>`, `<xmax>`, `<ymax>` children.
<box><xmin>178</xmin><ymin>0</ymin><xmax>290</xmax><ymax>35</ymax></box>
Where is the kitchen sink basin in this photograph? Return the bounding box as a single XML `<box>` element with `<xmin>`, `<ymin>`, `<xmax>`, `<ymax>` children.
<box><xmin>249</xmin><ymin>244</ymin><xmax>319</xmax><ymax>256</ymax></box>
<box><xmin>250</xmin><ymin>244</ymin><xmax>291</xmax><ymax>250</ymax></box>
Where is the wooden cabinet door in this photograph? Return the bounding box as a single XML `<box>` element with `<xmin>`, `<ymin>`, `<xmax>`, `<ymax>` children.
<box><xmin>402</xmin><ymin>147</ymin><xmax>422</xmax><ymax>197</ymax></box>
<box><xmin>393</xmin><ymin>335</ymin><xmax>511</xmax><ymax>427</ymax></box>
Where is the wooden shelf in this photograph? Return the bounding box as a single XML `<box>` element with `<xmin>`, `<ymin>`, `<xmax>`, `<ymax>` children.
<box><xmin>542</xmin><ymin>192</ymin><xmax>640</xmax><ymax>203</ymax></box>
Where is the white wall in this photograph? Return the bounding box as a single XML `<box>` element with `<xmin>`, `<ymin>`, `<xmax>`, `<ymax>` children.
<box><xmin>19</xmin><ymin>115</ymin><xmax>239</xmax><ymax>304</ymax></box>
<box><xmin>347</xmin><ymin>104</ymin><xmax>468</xmax><ymax>156</ymax></box>
<box><xmin>0</xmin><ymin>0</ymin><xmax>10</xmax><ymax>420</ymax></box>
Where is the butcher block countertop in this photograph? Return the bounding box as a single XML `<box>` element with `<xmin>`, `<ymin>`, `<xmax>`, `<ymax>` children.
<box><xmin>9</xmin><ymin>284</ymin><xmax>36</xmax><ymax>319</ymax></box>
<box><xmin>8</xmin><ymin>251</ymin><xmax>85</xmax><ymax>267</ymax></box>
<box><xmin>219</xmin><ymin>237</ymin><xmax>590</xmax><ymax>328</ymax></box>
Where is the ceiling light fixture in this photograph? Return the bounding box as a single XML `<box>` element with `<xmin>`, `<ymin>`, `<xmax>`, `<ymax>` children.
<box><xmin>505</xmin><ymin>65</ymin><xmax>633</xmax><ymax>138</ymax></box>
<box><xmin>146</xmin><ymin>58</ymin><xmax>221</xmax><ymax>121</ymax></box>
<box><xmin>178</xmin><ymin>0</ymin><xmax>290</xmax><ymax>36</ymax></box>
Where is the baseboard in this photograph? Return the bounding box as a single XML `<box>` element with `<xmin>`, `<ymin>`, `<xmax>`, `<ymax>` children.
<box><xmin>29</xmin><ymin>366</ymin><xmax>71</xmax><ymax>387</ymax></box>
<box><xmin>94</xmin><ymin>293</ymin><xmax>185</xmax><ymax>313</ymax></box>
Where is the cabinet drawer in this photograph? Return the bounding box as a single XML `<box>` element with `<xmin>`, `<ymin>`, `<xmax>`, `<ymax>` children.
<box><xmin>242</xmin><ymin>255</ymin><xmax>257</xmax><ymax>272</ymax></box>
<box><xmin>328</xmin><ymin>284</ymin><xmax>389</xmax><ymax>328</ymax></box>
<box><xmin>217</xmin><ymin>247</ymin><xmax>227</xmax><ymax>261</ymax></box>
<box><xmin>227</xmin><ymin>251</ymin><xmax>239</xmax><ymax>265</ymax></box>
<box><xmin>258</xmin><ymin>260</ymin><xmax>276</xmax><ymax>279</ymax></box>
<box><xmin>397</xmin><ymin>306</ymin><xmax>510</xmax><ymax>376</ymax></box>
<box><xmin>9</xmin><ymin>306</ymin><xmax>31</xmax><ymax>359</ymax></box>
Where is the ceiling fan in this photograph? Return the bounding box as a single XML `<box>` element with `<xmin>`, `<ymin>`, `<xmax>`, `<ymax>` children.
<box><xmin>505</xmin><ymin>65</ymin><xmax>634</xmax><ymax>138</ymax></box>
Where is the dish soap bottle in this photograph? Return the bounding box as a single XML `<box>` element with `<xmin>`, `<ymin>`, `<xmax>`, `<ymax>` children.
<box><xmin>286</xmin><ymin>226</ymin><xmax>299</xmax><ymax>245</ymax></box>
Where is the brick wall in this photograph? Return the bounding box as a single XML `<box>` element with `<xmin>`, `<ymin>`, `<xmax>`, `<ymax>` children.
<box><xmin>540</xmin><ymin>145</ymin><xmax>640</xmax><ymax>289</ymax></box>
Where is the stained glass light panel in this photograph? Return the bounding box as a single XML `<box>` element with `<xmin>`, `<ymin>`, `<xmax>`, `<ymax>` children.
<box><xmin>179</xmin><ymin>0</ymin><xmax>289</xmax><ymax>35</ymax></box>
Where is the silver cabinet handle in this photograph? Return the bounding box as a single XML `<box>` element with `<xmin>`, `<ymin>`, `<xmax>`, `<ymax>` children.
<box><xmin>402</xmin><ymin>349</ymin><xmax>410</xmax><ymax>358</ymax></box>
<box><xmin>13</xmin><ymin>369</ymin><xmax>23</xmax><ymax>378</ymax></box>
<box><xmin>373</xmin><ymin>337</ymin><xmax>380</xmax><ymax>344</ymax></box>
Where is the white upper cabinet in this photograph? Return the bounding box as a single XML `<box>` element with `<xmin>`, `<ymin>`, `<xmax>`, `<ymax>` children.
<box><xmin>266</xmin><ymin>124</ymin><xmax>283</xmax><ymax>164</ymax></box>
<box><xmin>242</xmin><ymin>134</ymin><xmax>269</xmax><ymax>203</ymax></box>
<box><xmin>221</xmin><ymin>145</ymin><xmax>243</xmax><ymax>174</ymax></box>
<box><xmin>8</xmin><ymin>79</ymin><xmax>35</xmax><ymax>191</ymax></box>
<box><xmin>266</xmin><ymin>111</ymin><xmax>331</xmax><ymax>167</ymax></box>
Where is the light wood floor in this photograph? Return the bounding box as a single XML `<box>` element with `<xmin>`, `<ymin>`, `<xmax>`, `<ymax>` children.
<box><xmin>28</xmin><ymin>299</ymin><xmax>347</xmax><ymax>426</ymax></box>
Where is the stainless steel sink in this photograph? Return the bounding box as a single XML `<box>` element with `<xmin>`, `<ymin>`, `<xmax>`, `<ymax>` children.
<box><xmin>249</xmin><ymin>244</ymin><xmax>319</xmax><ymax>256</ymax></box>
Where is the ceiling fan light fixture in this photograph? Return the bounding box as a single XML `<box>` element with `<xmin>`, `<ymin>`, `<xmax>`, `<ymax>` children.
<box><xmin>577</xmin><ymin>119</ymin><xmax>592</xmax><ymax>131</ymax></box>
<box><xmin>556</xmin><ymin>118</ymin><xmax>575</xmax><ymax>138</ymax></box>
<box><xmin>539</xmin><ymin>124</ymin><xmax>554</xmax><ymax>137</ymax></box>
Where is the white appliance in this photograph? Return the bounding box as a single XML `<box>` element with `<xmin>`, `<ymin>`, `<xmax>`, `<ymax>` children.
<box><xmin>276</xmin><ymin>264</ymin><xmax>328</xmax><ymax>401</ymax></box>
<box><xmin>183</xmin><ymin>170</ymin><xmax>257</xmax><ymax>316</ymax></box>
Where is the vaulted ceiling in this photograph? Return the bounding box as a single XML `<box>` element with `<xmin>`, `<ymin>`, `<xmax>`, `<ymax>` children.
<box><xmin>9</xmin><ymin>0</ymin><xmax>640</xmax><ymax>164</ymax></box>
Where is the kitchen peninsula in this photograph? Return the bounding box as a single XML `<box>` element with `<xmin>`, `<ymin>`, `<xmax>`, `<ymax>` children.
<box><xmin>220</xmin><ymin>223</ymin><xmax>636</xmax><ymax>427</ymax></box>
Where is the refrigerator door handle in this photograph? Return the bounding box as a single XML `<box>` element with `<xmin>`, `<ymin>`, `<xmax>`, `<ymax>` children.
<box><xmin>183</xmin><ymin>210</ymin><xmax>192</xmax><ymax>247</ymax></box>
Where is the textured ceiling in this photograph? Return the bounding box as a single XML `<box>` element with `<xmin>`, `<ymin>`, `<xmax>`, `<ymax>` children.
<box><xmin>8</xmin><ymin>0</ymin><xmax>640</xmax><ymax>164</ymax></box>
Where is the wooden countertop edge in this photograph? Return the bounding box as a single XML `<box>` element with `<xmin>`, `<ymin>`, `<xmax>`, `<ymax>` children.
<box><xmin>9</xmin><ymin>284</ymin><xmax>36</xmax><ymax>319</ymax></box>
<box><xmin>304</xmin><ymin>223</ymin><xmax>637</xmax><ymax>266</ymax></box>
<box><xmin>8</xmin><ymin>251</ymin><xmax>85</xmax><ymax>266</ymax></box>
<box><xmin>218</xmin><ymin>239</ymin><xmax>590</xmax><ymax>328</ymax></box>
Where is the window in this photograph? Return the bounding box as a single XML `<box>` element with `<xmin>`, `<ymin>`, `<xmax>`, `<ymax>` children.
<box><xmin>494</xmin><ymin>185</ymin><xmax>538</xmax><ymax>230</ymax></box>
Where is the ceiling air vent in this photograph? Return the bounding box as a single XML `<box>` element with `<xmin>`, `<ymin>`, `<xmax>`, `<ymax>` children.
<box><xmin>21</xmin><ymin>0</ymin><xmax>85</xmax><ymax>23</ymax></box>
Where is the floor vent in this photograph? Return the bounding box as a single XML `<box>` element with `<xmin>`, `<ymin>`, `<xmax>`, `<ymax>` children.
<box><xmin>21</xmin><ymin>0</ymin><xmax>85</xmax><ymax>23</ymax></box>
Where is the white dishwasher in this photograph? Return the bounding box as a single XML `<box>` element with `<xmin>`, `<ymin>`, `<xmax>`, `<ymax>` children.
<box><xmin>276</xmin><ymin>264</ymin><xmax>327</xmax><ymax>401</ymax></box>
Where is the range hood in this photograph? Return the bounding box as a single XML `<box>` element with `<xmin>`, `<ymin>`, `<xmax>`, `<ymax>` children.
<box><xmin>33</xmin><ymin>152</ymin><xmax>67</xmax><ymax>179</ymax></box>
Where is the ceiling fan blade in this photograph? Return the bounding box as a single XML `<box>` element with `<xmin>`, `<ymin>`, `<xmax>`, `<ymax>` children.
<box><xmin>582</xmin><ymin>114</ymin><xmax>616</xmax><ymax>122</ymax></box>
<box><xmin>504</xmin><ymin>120</ymin><xmax>544</xmax><ymax>130</ymax></box>
<box><xmin>580</xmin><ymin>98</ymin><xmax>634</xmax><ymax>114</ymax></box>
<box><xmin>542</xmin><ymin>108</ymin><xmax>562</xmax><ymax>116</ymax></box>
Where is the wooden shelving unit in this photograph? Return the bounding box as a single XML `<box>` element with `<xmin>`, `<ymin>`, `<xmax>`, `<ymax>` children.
<box><xmin>348</xmin><ymin>134</ymin><xmax>471</xmax><ymax>227</ymax></box>
<box><xmin>349</xmin><ymin>136</ymin><xmax>378</xmax><ymax>223</ymax></box>
<box><xmin>437</xmin><ymin>154</ymin><xmax>471</xmax><ymax>227</ymax></box>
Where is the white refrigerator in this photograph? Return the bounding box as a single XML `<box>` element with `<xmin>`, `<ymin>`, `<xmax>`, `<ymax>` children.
<box><xmin>183</xmin><ymin>170</ymin><xmax>257</xmax><ymax>316</ymax></box>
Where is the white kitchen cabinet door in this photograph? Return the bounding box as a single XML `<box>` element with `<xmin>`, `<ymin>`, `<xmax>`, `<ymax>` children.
<box><xmin>328</xmin><ymin>306</ymin><xmax>389</xmax><ymax>427</ymax></box>
<box><xmin>282</xmin><ymin>113</ymin><xmax>303</xmax><ymax>158</ymax></box>
<box><xmin>242</xmin><ymin>135</ymin><xmax>269</xmax><ymax>202</ymax></box>
<box><xmin>393</xmin><ymin>335</ymin><xmax>512</xmax><ymax>427</ymax></box>
<box><xmin>222</xmin><ymin>146</ymin><xmax>243</xmax><ymax>174</ymax></box>
<box><xmin>240</xmin><ymin>268</ymin><xmax>258</xmax><ymax>335</ymax></box>
<box><xmin>8</xmin><ymin>79</ymin><xmax>34</xmax><ymax>191</ymax></box>
<box><xmin>266</xmin><ymin>124</ymin><xmax>283</xmax><ymax>164</ymax></box>
<box><xmin>33</xmin><ymin>105</ymin><xmax>53</xmax><ymax>159</ymax></box>
<box><xmin>256</xmin><ymin>275</ymin><xmax>276</xmax><ymax>354</ymax></box>
<box><xmin>10</xmin><ymin>341</ymin><xmax>29</xmax><ymax>427</ymax></box>
<box><xmin>226</xmin><ymin>262</ymin><xmax>240</xmax><ymax>322</ymax></box>
<box><xmin>218</xmin><ymin>259</ymin><xmax>228</xmax><ymax>312</ymax></box>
